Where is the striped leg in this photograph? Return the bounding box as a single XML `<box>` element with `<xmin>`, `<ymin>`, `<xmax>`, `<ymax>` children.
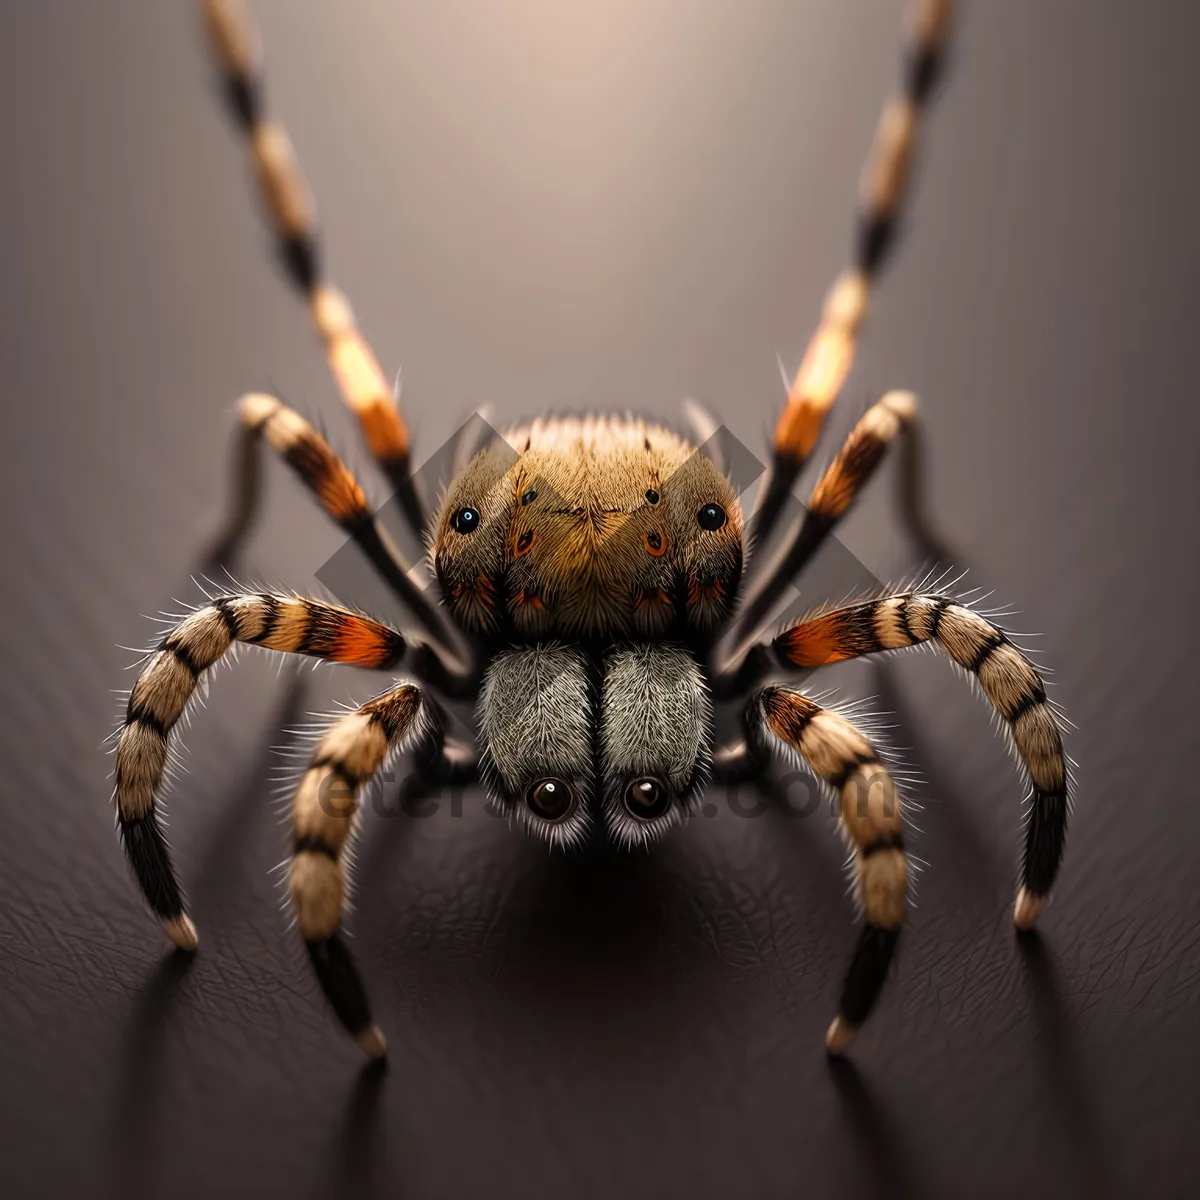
<box><xmin>206</xmin><ymin>393</ymin><xmax>368</xmax><ymax>572</ymax></box>
<box><xmin>204</xmin><ymin>393</ymin><xmax>467</xmax><ymax>666</ymax></box>
<box><xmin>734</xmin><ymin>391</ymin><xmax>919</xmax><ymax>643</ymax></box>
<box><xmin>750</xmin><ymin>688</ymin><xmax>907</xmax><ymax>1054</ymax></box>
<box><xmin>773</xmin><ymin>593</ymin><xmax>1071</xmax><ymax>928</ymax></box>
<box><xmin>113</xmin><ymin>594</ymin><xmax>405</xmax><ymax>951</ymax></box>
<box><xmin>290</xmin><ymin>684</ymin><xmax>429</xmax><ymax>1057</ymax></box>
<box><xmin>754</xmin><ymin>0</ymin><xmax>956</xmax><ymax>549</ymax></box>
<box><xmin>199</xmin><ymin>0</ymin><xmax>425</xmax><ymax>535</ymax></box>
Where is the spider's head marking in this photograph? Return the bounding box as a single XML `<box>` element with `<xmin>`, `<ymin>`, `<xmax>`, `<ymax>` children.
<box><xmin>433</xmin><ymin>416</ymin><xmax>743</xmax><ymax>639</ymax></box>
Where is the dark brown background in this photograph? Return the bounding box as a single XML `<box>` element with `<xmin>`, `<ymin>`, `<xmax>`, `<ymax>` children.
<box><xmin>1</xmin><ymin>2</ymin><xmax>1198</xmax><ymax>1197</ymax></box>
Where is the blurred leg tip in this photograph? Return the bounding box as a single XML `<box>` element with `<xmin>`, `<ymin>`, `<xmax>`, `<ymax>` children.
<box><xmin>162</xmin><ymin>914</ymin><xmax>199</xmax><ymax>952</ymax></box>
<box><xmin>825</xmin><ymin>1016</ymin><xmax>857</xmax><ymax>1056</ymax></box>
<box><xmin>356</xmin><ymin>1024</ymin><xmax>388</xmax><ymax>1059</ymax></box>
<box><xmin>1013</xmin><ymin>888</ymin><xmax>1045</xmax><ymax>931</ymax></box>
<box><xmin>881</xmin><ymin>388</ymin><xmax>918</xmax><ymax>422</ymax></box>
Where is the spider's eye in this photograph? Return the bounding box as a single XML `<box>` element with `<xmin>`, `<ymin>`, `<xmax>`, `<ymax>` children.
<box><xmin>521</xmin><ymin>489</ymin><xmax>538</xmax><ymax>506</ymax></box>
<box><xmin>623</xmin><ymin>776</ymin><xmax>671</xmax><ymax>821</ymax></box>
<box><xmin>696</xmin><ymin>503</ymin><xmax>726</xmax><ymax>531</ymax></box>
<box><xmin>525</xmin><ymin>777</ymin><xmax>575</xmax><ymax>822</ymax></box>
<box><xmin>451</xmin><ymin>506</ymin><xmax>481</xmax><ymax>535</ymax></box>
<box><xmin>645</xmin><ymin>488</ymin><xmax>660</xmax><ymax>505</ymax></box>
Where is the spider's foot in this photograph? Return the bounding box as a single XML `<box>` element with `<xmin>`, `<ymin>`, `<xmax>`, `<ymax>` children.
<box><xmin>162</xmin><ymin>914</ymin><xmax>199</xmax><ymax>952</ymax></box>
<box><xmin>415</xmin><ymin>737</ymin><xmax>476</xmax><ymax>787</ymax></box>
<box><xmin>825</xmin><ymin>1016</ymin><xmax>857</xmax><ymax>1057</ymax></box>
<box><xmin>355</xmin><ymin>1024</ymin><xmax>388</xmax><ymax>1059</ymax></box>
<box><xmin>710</xmin><ymin>742</ymin><xmax>761</xmax><ymax>785</ymax></box>
<box><xmin>1013</xmin><ymin>887</ymin><xmax>1045</xmax><ymax>931</ymax></box>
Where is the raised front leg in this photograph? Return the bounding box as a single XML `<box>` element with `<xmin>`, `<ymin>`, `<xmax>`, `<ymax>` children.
<box><xmin>199</xmin><ymin>0</ymin><xmax>426</xmax><ymax>534</ymax></box>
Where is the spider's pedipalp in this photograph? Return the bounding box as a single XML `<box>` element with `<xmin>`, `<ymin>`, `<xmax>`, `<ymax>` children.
<box><xmin>599</xmin><ymin>645</ymin><xmax>713</xmax><ymax>849</ymax></box>
<box><xmin>772</xmin><ymin>591</ymin><xmax>1071</xmax><ymax>926</ymax></box>
<box><xmin>113</xmin><ymin>593</ymin><xmax>405</xmax><ymax>946</ymax></box>
<box><xmin>476</xmin><ymin>644</ymin><xmax>595</xmax><ymax>850</ymax></box>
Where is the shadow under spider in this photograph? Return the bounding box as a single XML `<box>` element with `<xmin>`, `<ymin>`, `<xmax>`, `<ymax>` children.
<box><xmin>110</xmin><ymin>676</ymin><xmax>310</xmax><ymax>1196</ymax></box>
<box><xmin>828</xmin><ymin>1057</ymin><xmax>925</xmax><ymax>1200</ymax></box>
<box><xmin>352</xmin><ymin>767</ymin><xmax>470</xmax><ymax>917</ymax></box>
<box><xmin>315</xmin><ymin>1057</ymin><xmax>390</xmax><ymax>1200</ymax></box>
<box><xmin>870</xmin><ymin>660</ymin><xmax>1003</xmax><ymax>900</ymax></box>
<box><xmin>740</xmin><ymin>771</ymin><xmax>851</xmax><ymax>913</ymax></box>
<box><xmin>111</xmin><ymin>950</ymin><xmax>195</xmax><ymax>1199</ymax></box>
<box><xmin>1017</xmin><ymin>931</ymin><xmax>1125</xmax><ymax>1200</ymax></box>
<box><xmin>187</xmin><ymin>671</ymin><xmax>309</xmax><ymax>920</ymax></box>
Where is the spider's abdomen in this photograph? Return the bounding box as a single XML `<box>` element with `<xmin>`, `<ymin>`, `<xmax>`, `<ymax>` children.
<box><xmin>433</xmin><ymin>415</ymin><xmax>741</xmax><ymax>641</ymax></box>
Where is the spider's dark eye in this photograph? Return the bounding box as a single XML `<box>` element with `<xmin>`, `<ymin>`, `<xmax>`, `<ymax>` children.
<box><xmin>521</xmin><ymin>489</ymin><xmax>538</xmax><ymax>506</ymax></box>
<box><xmin>645</xmin><ymin>488</ymin><xmax>659</xmax><ymax>505</ymax></box>
<box><xmin>451</xmin><ymin>506</ymin><xmax>480</xmax><ymax>535</ymax></box>
<box><xmin>623</xmin><ymin>776</ymin><xmax>671</xmax><ymax>821</ymax></box>
<box><xmin>696</xmin><ymin>503</ymin><xmax>726</xmax><ymax>531</ymax></box>
<box><xmin>526</xmin><ymin>777</ymin><xmax>575</xmax><ymax>823</ymax></box>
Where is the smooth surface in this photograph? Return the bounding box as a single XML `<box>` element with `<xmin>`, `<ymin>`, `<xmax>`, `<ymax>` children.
<box><xmin>1</xmin><ymin>2</ymin><xmax>1198</xmax><ymax>1197</ymax></box>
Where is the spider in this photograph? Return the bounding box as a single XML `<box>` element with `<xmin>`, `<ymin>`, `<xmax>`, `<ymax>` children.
<box><xmin>113</xmin><ymin>0</ymin><xmax>1071</xmax><ymax>1059</ymax></box>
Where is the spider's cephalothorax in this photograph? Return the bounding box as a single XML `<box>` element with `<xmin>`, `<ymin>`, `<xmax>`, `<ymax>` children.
<box><xmin>434</xmin><ymin>416</ymin><xmax>743</xmax><ymax>641</ymax></box>
<box><xmin>113</xmin><ymin>0</ymin><xmax>1072</xmax><ymax>1059</ymax></box>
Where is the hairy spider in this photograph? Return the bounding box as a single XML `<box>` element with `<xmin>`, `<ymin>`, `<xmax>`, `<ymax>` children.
<box><xmin>113</xmin><ymin>0</ymin><xmax>1071</xmax><ymax>1059</ymax></box>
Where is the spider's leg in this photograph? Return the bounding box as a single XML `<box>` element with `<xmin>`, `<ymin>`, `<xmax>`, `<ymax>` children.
<box><xmin>290</xmin><ymin>683</ymin><xmax>432</xmax><ymax>1057</ymax></box>
<box><xmin>753</xmin><ymin>0</ymin><xmax>956</xmax><ymax>550</ymax></box>
<box><xmin>748</xmin><ymin>688</ymin><xmax>908</xmax><ymax>1054</ymax></box>
<box><xmin>412</xmin><ymin>719</ymin><xmax>479</xmax><ymax>787</ymax></box>
<box><xmin>203</xmin><ymin>412</ymin><xmax>266</xmax><ymax>571</ymax></box>
<box><xmin>772</xmin><ymin>591</ymin><xmax>1071</xmax><ymax>928</ymax></box>
<box><xmin>199</xmin><ymin>0</ymin><xmax>426</xmax><ymax>536</ymax></box>
<box><xmin>204</xmin><ymin>393</ymin><xmax>470</xmax><ymax>670</ymax></box>
<box><xmin>205</xmin><ymin>392</ymin><xmax>370</xmax><ymax>571</ymax></box>
<box><xmin>892</xmin><ymin>396</ymin><xmax>955</xmax><ymax>568</ymax></box>
<box><xmin>710</xmin><ymin>740</ymin><xmax>759</xmax><ymax>786</ymax></box>
<box><xmin>733</xmin><ymin>391</ymin><xmax>929</xmax><ymax>648</ymax></box>
<box><xmin>114</xmin><ymin>593</ymin><xmax>405</xmax><ymax>950</ymax></box>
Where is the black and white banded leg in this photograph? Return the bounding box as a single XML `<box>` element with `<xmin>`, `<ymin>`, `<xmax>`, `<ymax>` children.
<box><xmin>289</xmin><ymin>683</ymin><xmax>432</xmax><ymax>1057</ymax></box>
<box><xmin>749</xmin><ymin>687</ymin><xmax>909</xmax><ymax>1054</ymax></box>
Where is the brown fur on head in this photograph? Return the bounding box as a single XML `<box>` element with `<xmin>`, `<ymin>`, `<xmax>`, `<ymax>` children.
<box><xmin>432</xmin><ymin>415</ymin><xmax>742</xmax><ymax>640</ymax></box>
